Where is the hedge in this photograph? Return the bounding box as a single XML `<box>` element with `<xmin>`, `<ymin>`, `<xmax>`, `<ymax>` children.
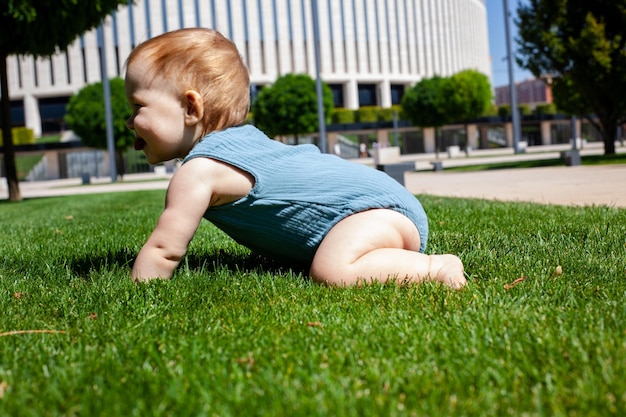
<box><xmin>0</xmin><ymin>127</ymin><xmax>35</xmax><ymax>146</ymax></box>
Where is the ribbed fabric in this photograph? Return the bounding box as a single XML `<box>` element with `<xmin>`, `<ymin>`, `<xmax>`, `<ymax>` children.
<box><xmin>183</xmin><ymin>125</ymin><xmax>428</xmax><ymax>264</ymax></box>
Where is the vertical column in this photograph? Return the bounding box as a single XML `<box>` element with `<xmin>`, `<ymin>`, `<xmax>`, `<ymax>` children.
<box><xmin>421</xmin><ymin>0</ymin><xmax>432</xmax><ymax>76</ymax></box>
<box><xmin>274</xmin><ymin>0</ymin><xmax>291</xmax><ymax>75</ymax></box>
<box><xmin>376</xmin><ymin>128</ymin><xmax>390</xmax><ymax>147</ymax></box>
<box><xmin>540</xmin><ymin>120</ymin><xmax>552</xmax><ymax>146</ymax></box>
<box><xmin>259</xmin><ymin>0</ymin><xmax>278</xmax><ymax>77</ymax></box>
<box><xmin>376</xmin><ymin>0</ymin><xmax>390</xmax><ymax>75</ymax></box>
<box><xmin>35</xmin><ymin>57</ymin><xmax>51</xmax><ymax>91</ymax></box>
<box><xmin>229</xmin><ymin>0</ymin><xmax>247</xmax><ymax>57</ymax></box>
<box><xmin>466</xmin><ymin>124</ymin><xmax>479</xmax><ymax>150</ymax></box>
<box><xmin>342</xmin><ymin>0</ymin><xmax>357</xmax><ymax>75</ymax></box>
<box><xmin>345</xmin><ymin>79</ymin><xmax>359</xmax><ymax>109</ymax></box>
<box><xmin>423</xmin><ymin>127</ymin><xmax>435</xmax><ymax>153</ymax></box>
<box><xmin>83</xmin><ymin>30</ymin><xmax>101</xmax><ymax>83</ymax></box>
<box><xmin>23</xmin><ymin>94</ymin><xmax>41</xmax><ymax>138</ymax></box>
<box><xmin>102</xmin><ymin>18</ymin><xmax>117</xmax><ymax>80</ymax></box>
<box><xmin>379</xmin><ymin>79</ymin><xmax>391</xmax><ymax>108</ymax></box>
<box><xmin>328</xmin><ymin>0</ymin><xmax>345</xmax><ymax>74</ymax></box>
<box><xmin>363</xmin><ymin>0</ymin><xmax>377</xmax><ymax>74</ymax></box>
<box><xmin>353</xmin><ymin>0</ymin><xmax>367</xmax><ymax>74</ymax></box>
<box><xmin>115</xmin><ymin>5</ymin><xmax>133</xmax><ymax>72</ymax></box>
<box><xmin>244</xmin><ymin>0</ymin><xmax>263</xmax><ymax>77</ymax></box>
<box><xmin>505</xmin><ymin>122</ymin><xmax>513</xmax><ymax>148</ymax></box>
<box><xmin>288</xmin><ymin>0</ymin><xmax>306</xmax><ymax>74</ymax></box>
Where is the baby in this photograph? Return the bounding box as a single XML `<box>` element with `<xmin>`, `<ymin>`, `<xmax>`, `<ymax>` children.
<box><xmin>125</xmin><ymin>28</ymin><xmax>466</xmax><ymax>289</ymax></box>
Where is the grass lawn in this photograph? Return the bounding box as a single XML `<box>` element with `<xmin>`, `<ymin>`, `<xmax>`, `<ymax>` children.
<box><xmin>1</xmin><ymin>191</ymin><xmax>625</xmax><ymax>416</ymax></box>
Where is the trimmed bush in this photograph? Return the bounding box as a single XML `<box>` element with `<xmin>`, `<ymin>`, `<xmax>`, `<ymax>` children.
<box><xmin>356</xmin><ymin>106</ymin><xmax>379</xmax><ymax>123</ymax></box>
<box><xmin>0</xmin><ymin>127</ymin><xmax>35</xmax><ymax>146</ymax></box>
<box><xmin>482</xmin><ymin>104</ymin><xmax>499</xmax><ymax>117</ymax></box>
<box><xmin>518</xmin><ymin>104</ymin><xmax>532</xmax><ymax>116</ymax></box>
<box><xmin>332</xmin><ymin>108</ymin><xmax>356</xmax><ymax>124</ymax></box>
<box><xmin>535</xmin><ymin>103</ymin><xmax>557</xmax><ymax>116</ymax></box>
<box><xmin>498</xmin><ymin>105</ymin><xmax>511</xmax><ymax>118</ymax></box>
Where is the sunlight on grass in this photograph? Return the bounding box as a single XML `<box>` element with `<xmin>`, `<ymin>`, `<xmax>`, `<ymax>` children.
<box><xmin>1</xmin><ymin>191</ymin><xmax>625</xmax><ymax>416</ymax></box>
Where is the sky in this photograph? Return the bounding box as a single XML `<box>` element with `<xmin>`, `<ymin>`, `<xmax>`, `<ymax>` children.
<box><xmin>486</xmin><ymin>0</ymin><xmax>533</xmax><ymax>88</ymax></box>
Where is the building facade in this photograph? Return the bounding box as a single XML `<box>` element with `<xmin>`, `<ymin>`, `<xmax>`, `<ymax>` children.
<box><xmin>6</xmin><ymin>0</ymin><xmax>490</xmax><ymax>137</ymax></box>
<box><xmin>495</xmin><ymin>78</ymin><xmax>553</xmax><ymax>108</ymax></box>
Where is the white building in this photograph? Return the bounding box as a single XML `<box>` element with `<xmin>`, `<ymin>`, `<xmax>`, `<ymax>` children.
<box><xmin>6</xmin><ymin>0</ymin><xmax>490</xmax><ymax>137</ymax></box>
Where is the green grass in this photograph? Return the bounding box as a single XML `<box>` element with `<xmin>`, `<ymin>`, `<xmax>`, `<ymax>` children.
<box><xmin>15</xmin><ymin>154</ymin><xmax>44</xmax><ymax>180</ymax></box>
<box><xmin>1</xmin><ymin>191</ymin><xmax>625</xmax><ymax>416</ymax></box>
<box><xmin>36</xmin><ymin>134</ymin><xmax>62</xmax><ymax>144</ymax></box>
<box><xmin>13</xmin><ymin>134</ymin><xmax>60</xmax><ymax>180</ymax></box>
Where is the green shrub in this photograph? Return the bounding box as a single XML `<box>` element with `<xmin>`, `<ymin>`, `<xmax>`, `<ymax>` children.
<box><xmin>356</xmin><ymin>106</ymin><xmax>378</xmax><ymax>123</ymax></box>
<box><xmin>534</xmin><ymin>103</ymin><xmax>557</xmax><ymax>116</ymax></box>
<box><xmin>497</xmin><ymin>105</ymin><xmax>511</xmax><ymax>118</ymax></box>
<box><xmin>0</xmin><ymin>127</ymin><xmax>35</xmax><ymax>146</ymax></box>
<box><xmin>331</xmin><ymin>108</ymin><xmax>356</xmax><ymax>124</ymax></box>
<box><xmin>482</xmin><ymin>104</ymin><xmax>499</xmax><ymax>117</ymax></box>
<box><xmin>518</xmin><ymin>104</ymin><xmax>532</xmax><ymax>116</ymax></box>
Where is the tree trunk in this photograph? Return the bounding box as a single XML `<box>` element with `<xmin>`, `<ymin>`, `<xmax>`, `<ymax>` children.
<box><xmin>602</xmin><ymin>123</ymin><xmax>617</xmax><ymax>155</ymax></box>
<box><xmin>592</xmin><ymin>113</ymin><xmax>618</xmax><ymax>155</ymax></box>
<box><xmin>0</xmin><ymin>53</ymin><xmax>22</xmax><ymax>201</ymax></box>
<box><xmin>115</xmin><ymin>150</ymin><xmax>126</xmax><ymax>180</ymax></box>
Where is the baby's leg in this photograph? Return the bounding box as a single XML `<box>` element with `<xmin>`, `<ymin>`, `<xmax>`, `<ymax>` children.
<box><xmin>310</xmin><ymin>209</ymin><xmax>465</xmax><ymax>289</ymax></box>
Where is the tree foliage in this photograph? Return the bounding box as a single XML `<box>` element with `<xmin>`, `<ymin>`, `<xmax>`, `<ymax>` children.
<box><xmin>516</xmin><ymin>0</ymin><xmax>626</xmax><ymax>154</ymax></box>
<box><xmin>401</xmin><ymin>75</ymin><xmax>452</xmax><ymax>129</ymax></box>
<box><xmin>402</xmin><ymin>71</ymin><xmax>491</xmax><ymax>155</ymax></box>
<box><xmin>1</xmin><ymin>0</ymin><xmax>131</xmax><ymax>201</ymax></box>
<box><xmin>447</xmin><ymin>69</ymin><xmax>492</xmax><ymax>122</ymax></box>
<box><xmin>65</xmin><ymin>77</ymin><xmax>133</xmax><ymax>151</ymax></box>
<box><xmin>65</xmin><ymin>77</ymin><xmax>133</xmax><ymax>177</ymax></box>
<box><xmin>252</xmin><ymin>73</ymin><xmax>334</xmax><ymax>143</ymax></box>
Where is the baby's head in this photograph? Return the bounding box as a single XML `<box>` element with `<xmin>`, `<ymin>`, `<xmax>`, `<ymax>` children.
<box><xmin>126</xmin><ymin>28</ymin><xmax>250</xmax><ymax>135</ymax></box>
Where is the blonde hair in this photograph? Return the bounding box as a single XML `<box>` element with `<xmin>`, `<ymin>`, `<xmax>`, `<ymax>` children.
<box><xmin>126</xmin><ymin>28</ymin><xmax>250</xmax><ymax>135</ymax></box>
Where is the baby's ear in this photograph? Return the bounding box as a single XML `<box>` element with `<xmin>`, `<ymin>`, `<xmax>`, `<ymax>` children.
<box><xmin>183</xmin><ymin>90</ymin><xmax>204</xmax><ymax>125</ymax></box>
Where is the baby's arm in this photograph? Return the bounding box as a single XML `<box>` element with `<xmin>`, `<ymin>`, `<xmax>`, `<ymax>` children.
<box><xmin>131</xmin><ymin>162</ymin><xmax>212</xmax><ymax>282</ymax></box>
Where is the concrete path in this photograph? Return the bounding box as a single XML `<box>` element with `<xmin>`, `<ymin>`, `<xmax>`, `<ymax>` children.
<box><xmin>404</xmin><ymin>164</ymin><xmax>626</xmax><ymax>207</ymax></box>
<box><xmin>0</xmin><ymin>173</ymin><xmax>172</xmax><ymax>200</ymax></box>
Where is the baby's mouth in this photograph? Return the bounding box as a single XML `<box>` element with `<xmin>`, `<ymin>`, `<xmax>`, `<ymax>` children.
<box><xmin>134</xmin><ymin>137</ymin><xmax>146</xmax><ymax>151</ymax></box>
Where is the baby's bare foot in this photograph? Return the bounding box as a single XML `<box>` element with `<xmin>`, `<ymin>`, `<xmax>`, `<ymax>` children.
<box><xmin>429</xmin><ymin>254</ymin><xmax>466</xmax><ymax>289</ymax></box>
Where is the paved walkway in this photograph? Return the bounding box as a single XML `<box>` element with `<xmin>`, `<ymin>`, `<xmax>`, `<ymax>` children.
<box><xmin>404</xmin><ymin>164</ymin><xmax>626</xmax><ymax>207</ymax></box>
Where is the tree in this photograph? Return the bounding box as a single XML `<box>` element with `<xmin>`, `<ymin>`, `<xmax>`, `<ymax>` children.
<box><xmin>65</xmin><ymin>77</ymin><xmax>133</xmax><ymax>178</ymax></box>
<box><xmin>252</xmin><ymin>73</ymin><xmax>333</xmax><ymax>145</ymax></box>
<box><xmin>1</xmin><ymin>0</ymin><xmax>131</xmax><ymax>201</ymax></box>
<box><xmin>516</xmin><ymin>0</ymin><xmax>626</xmax><ymax>155</ymax></box>
<box><xmin>447</xmin><ymin>69</ymin><xmax>492</xmax><ymax>122</ymax></box>
<box><xmin>401</xmin><ymin>75</ymin><xmax>453</xmax><ymax>158</ymax></box>
<box><xmin>447</xmin><ymin>69</ymin><xmax>492</xmax><ymax>150</ymax></box>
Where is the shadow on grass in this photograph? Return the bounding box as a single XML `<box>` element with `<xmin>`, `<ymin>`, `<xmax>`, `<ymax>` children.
<box><xmin>68</xmin><ymin>247</ymin><xmax>309</xmax><ymax>280</ymax></box>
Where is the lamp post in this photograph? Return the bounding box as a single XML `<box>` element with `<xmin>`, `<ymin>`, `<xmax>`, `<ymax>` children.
<box><xmin>311</xmin><ymin>0</ymin><xmax>327</xmax><ymax>153</ymax></box>
<box><xmin>503</xmin><ymin>0</ymin><xmax>522</xmax><ymax>154</ymax></box>
<box><xmin>97</xmin><ymin>22</ymin><xmax>117</xmax><ymax>181</ymax></box>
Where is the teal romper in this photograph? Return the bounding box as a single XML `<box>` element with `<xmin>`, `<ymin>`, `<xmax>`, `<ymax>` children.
<box><xmin>183</xmin><ymin>125</ymin><xmax>429</xmax><ymax>264</ymax></box>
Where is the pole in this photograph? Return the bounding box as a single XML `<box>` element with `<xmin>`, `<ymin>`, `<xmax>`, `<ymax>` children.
<box><xmin>393</xmin><ymin>110</ymin><xmax>398</xmax><ymax>147</ymax></box>
<box><xmin>503</xmin><ymin>0</ymin><xmax>521</xmax><ymax>153</ymax></box>
<box><xmin>571</xmin><ymin>116</ymin><xmax>577</xmax><ymax>151</ymax></box>
<box><xmin>97</xmin><ymin>23</ymin><xmax>117</xmax><ymax>181</ymax></box>
<box><xmin>311</xmin><ymin>0</ymin><xmax>327</xmax><ymax>153</ymax></box>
